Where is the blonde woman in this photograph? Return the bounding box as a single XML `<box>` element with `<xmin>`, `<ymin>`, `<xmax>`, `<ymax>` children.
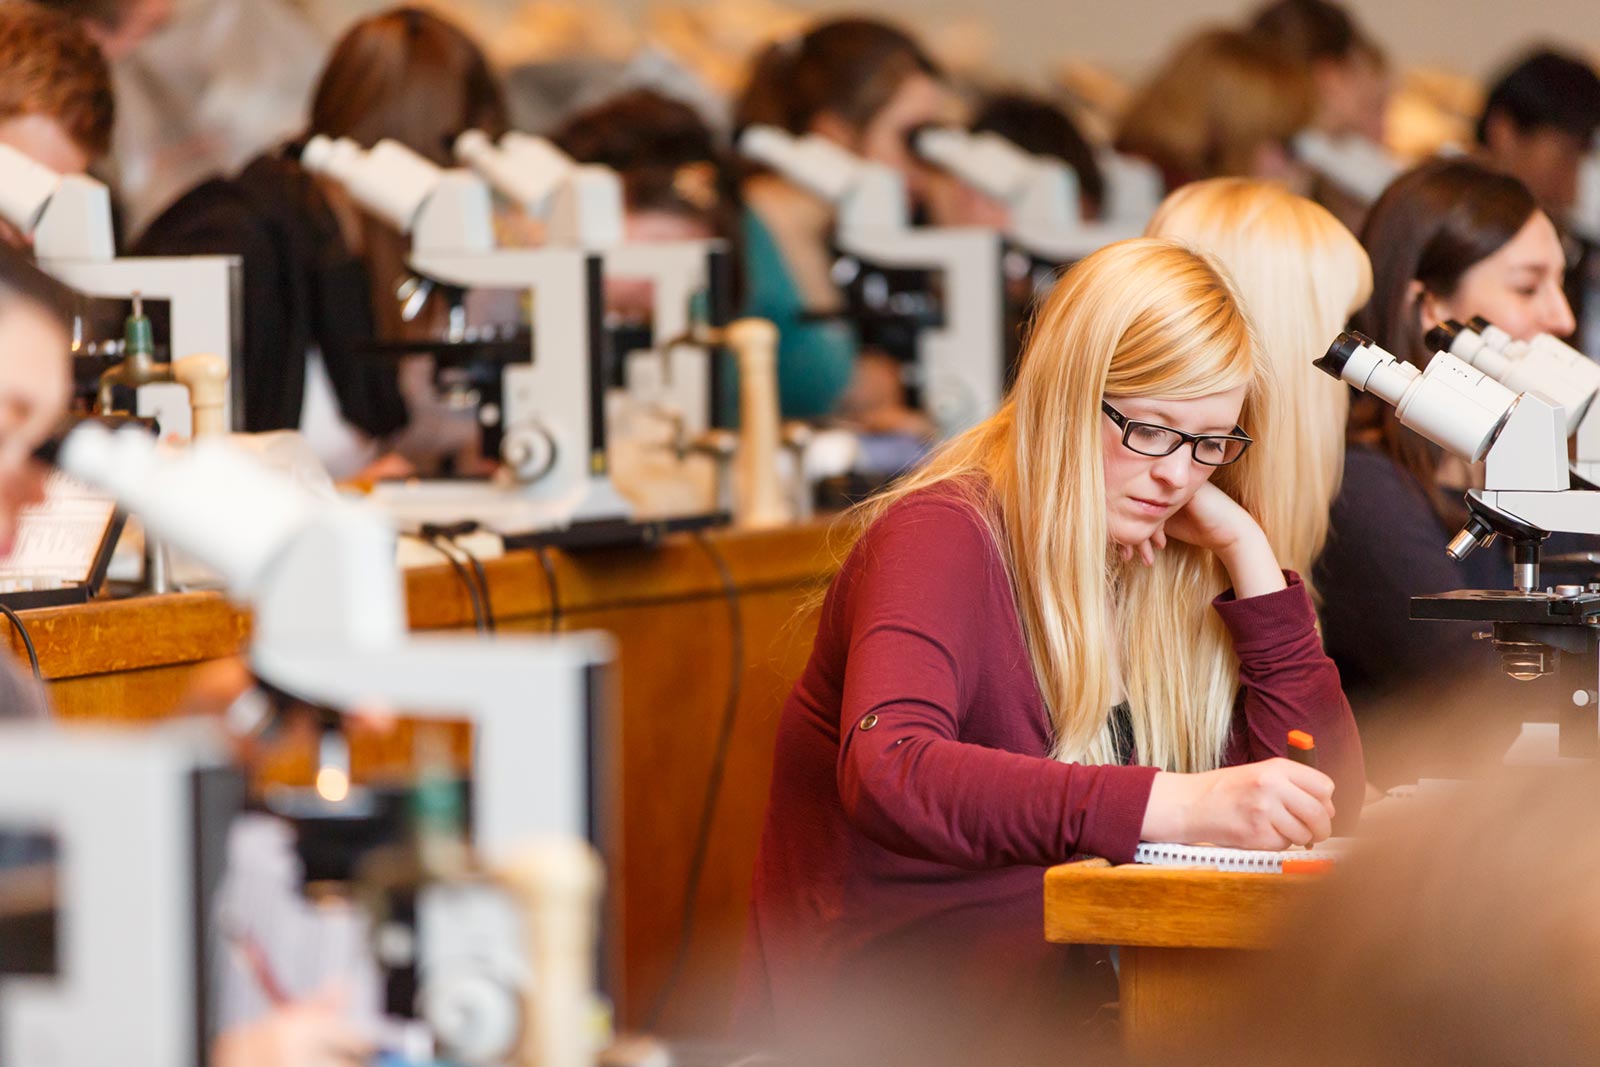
<box><xmin>1145</xmin><ymin>178</ymin><xmax>1373</xmax><ymax>595</ymax></box>
<box><xmin>738</xmin><ymin>240</ymin><xmax>1363</xmax><ymax>1050</ymax></box>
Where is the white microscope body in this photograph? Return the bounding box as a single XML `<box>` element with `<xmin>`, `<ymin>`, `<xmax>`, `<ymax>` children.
<box><xmin>302</xmin><ymin>135</ymin><xmax>633</xmax><ymax>535</ymax></box>
<box><xmin>1429</xmin><ymin>318</ymin><xmax>1600</xmax><ymax>484</ymax></box>
<box><xmin>1291</xmin><ymin>129</ymin><xmax>1403</xmax><ymax>205</ymax></box>
<box><xmin>1317</xmin><ymin>330</ymin><xmax>1600</xmax><ymax>758</ymax></box>
<box><xmin>0</xmin><ymin>143</ymin><xmax>243</xmax><ymax>435</ymax></box>
<box><xmin>739</xmin><ymin>124</ymin><xmax>1007</xmax><ymax>435</ymax></box>
<box><xmin>454</xmin><ymin>130</ymin><xmax>729</xmax><ymax>437</ymax></box>
<box><xmin>912</xmin><ymin>126</ymin><xmax>1148</xmax><ymax>262</ymax></box>
<box><xmin>0</xmin><ymin>423</ymin><xmax>614</xmax><ymax>1065</ymax></box>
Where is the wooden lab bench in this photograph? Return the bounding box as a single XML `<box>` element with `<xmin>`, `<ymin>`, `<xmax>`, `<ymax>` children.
<box><xmin>2</xmin><ymin>518</ymin><xmax>846</xmax><ymax>1035</ymax></box>
<box><xmin>1044</xmin><ymin>861</ymin><xmax>1318</xmax><ymax>1057</ymax></box>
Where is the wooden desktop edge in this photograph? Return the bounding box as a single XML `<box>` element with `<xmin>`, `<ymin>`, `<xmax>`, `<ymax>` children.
<box><xmin>1044</xmin><ymin>859</ymin><xmax>1318</xmax><ymax>950</ymax></box>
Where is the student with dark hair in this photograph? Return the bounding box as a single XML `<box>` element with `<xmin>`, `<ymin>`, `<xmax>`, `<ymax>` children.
<box><xmin>970</xmin><ymin>92</ymin><xmax>1105</xmax><ymax>220</ymax></box>
<box><xmin>1476</xmin><ymin>49</ymin><xmax>1600</xmax><ymax>221</ymax></box>
<box><xmin>1315</xmin><ymin>158</ymin><xmax>1576</xmax><ymax>784</ymax></box>
<box><xmin>134</xmin><ymin>6</ymin><xmax>509</xmax><ymax>478</ymax></box>
<box><xmin>1248</xmin><ymin>0</ymin><xmax>1389</xmax><ymax>144</ymax></box>
<box><xmin>552</xmin><ymin>89</ymin><xmax>735</xmax><ymax>322</ymax></box>
<box><xmin>734</xmin><ymin>18</ymin><xmax>951</xmax><ymax>429</ymax></box>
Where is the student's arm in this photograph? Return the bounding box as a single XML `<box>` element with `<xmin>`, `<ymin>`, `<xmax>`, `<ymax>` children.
<box><xmin>1215</xmin><ymin>574</ymin><xmax>1366</xmax><ymax>834</ymax></box>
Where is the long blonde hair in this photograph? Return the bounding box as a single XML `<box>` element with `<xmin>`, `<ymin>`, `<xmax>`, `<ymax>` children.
<box><xmin>1146</xmin><ymin>178</ymin><xmax>1372</xmax><ymax>595</ymax></box>
<box><xmin>854</xmin><ymin>239</ymin><xmax>1273</xmax><ymax>772</ymax></box>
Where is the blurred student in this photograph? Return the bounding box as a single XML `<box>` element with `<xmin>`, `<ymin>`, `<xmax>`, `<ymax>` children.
<box><xmin>552</xmin><ymin>88</ymin><xmax>734</xmax><ymax>321</ymax></box>
<box><xmin>1146</xmin><ymin>177</ymin><xmax>1372</xmax><ymax>599</ymax></box>
<box><xmin>0</xmin><ymin>1</ymin><xmax>115</xmax><ymax>246</ymax></box>
<box><xmin>136</xmin><ymin>6</ymin><xmax>508</xmax><ymax>479</ymax></box>
<box><xmin>1317</xmin><ymin>158</ymin><xmax>1576</xmax><ymax>784</ymax></box>
<box><xmin>1248</xmin><ymin>0</ymin><xmax>1390</xmax><ymax>145</ymax></box>
<box><xmin>1116</xmin><ymin>28</ymin><xmax>1313</xmax><ymax>193</ymax></box>
<box><xmin>734</xmin><ymin>17</ymin><xmax>954</xmax><ymax>430</ymax></box>
<box><xmin>1476</xmin><ymin>49</ymin><xmax>1600</xmax><ymax>225</ymax></box>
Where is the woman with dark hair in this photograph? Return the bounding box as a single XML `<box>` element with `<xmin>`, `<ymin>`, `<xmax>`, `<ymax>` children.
<box><xmin>551</xmin><ymin>89</ymin><xmax>734</xmax><ymax>319</ymax></box>
<box><xmin>733</xmin><ymin>17</ymin><xmax>952</xmax><ymax>428</ymax></box>
<box><xmin>134</xmin><ymin>6</ymin><xmax>508</xmax><ymax>478</ymax></box>
<box><xmin>1315</xmin><ymin>157</ymin><xmax>1577</xmax><ymax>784</ymax></box>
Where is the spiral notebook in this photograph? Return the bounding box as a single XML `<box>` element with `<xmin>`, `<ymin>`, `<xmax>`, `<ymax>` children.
<box><xmin>1134</xmin><ymin>840</ymin><xmax>1347</xmax><ymax>872</ymax></box>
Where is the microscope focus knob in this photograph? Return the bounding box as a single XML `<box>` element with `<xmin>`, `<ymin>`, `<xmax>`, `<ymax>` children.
<box><xmin>502</xmin><ymin>425</ymin><xmax>556</xmax><ymax>483</ymax></box>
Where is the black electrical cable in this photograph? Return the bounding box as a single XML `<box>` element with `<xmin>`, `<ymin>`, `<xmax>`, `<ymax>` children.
<box><xmin>420</xmin><ymin>522</ymin><xmax>497</xmax><ymax>634</ymax></box>
<box><xmin>645</xmin><ymin>531</ymin><xmax>744</xmax><ymax>1030</ymax></box>
<box><xmin>0</xmin><ymin>603</ymin><xmax>41</xmax><ymax>682</ymax></box>
<box><xmin>406</xmin><ymin>532</ymin><xmax>487</xmax><ymax>633</ymax></box>
<box><xmin>535</xmin><ymin>546</ymin><xmax>562</xmax><ymax>634</ymax></box>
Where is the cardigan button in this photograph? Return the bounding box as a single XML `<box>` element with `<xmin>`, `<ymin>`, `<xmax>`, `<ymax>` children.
<box><xmin>858</xmin><ymin>714</ymin><xmax>879</xmax><ymax>730</ymax></box>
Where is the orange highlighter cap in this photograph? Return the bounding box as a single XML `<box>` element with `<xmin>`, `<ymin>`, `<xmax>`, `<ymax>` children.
<box><xmin>1287</xmin><ymin>729</ymin><xmax>1315</xmax><ymax>752</ymax></box>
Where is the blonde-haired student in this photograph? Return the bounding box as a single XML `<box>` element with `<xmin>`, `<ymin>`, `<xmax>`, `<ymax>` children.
<box><xmin>736</xmin><ymin>239</ymin><xmax>1363</xmax><ymax>1053</ymax></box>
<box><xmin>1146</xmin><ymin>177</ymin><xmax>1373</xmax><ymax>599</ymax></box>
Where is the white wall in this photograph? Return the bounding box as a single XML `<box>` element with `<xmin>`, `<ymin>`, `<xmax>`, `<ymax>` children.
<box><xmin>300</xmin><ymin>0</ymin><xmax>1599</xmax><ymax>87</ymax></box>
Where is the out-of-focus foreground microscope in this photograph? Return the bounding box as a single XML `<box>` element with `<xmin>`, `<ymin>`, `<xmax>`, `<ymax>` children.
<box><xmin>1316</xmin><ymin>325</ymin><xmax>1600</xmax><ymax>759</ymax></box>
<box><xmin>739</xmin><ymin>124</ymin><xmax>1007</xmax><ymax>436</ymax></box>
<box><xmin>0</xmin><ymin>423</ymin><xmax>615</xmax><ymax>1065</ymax></box>
<box><xmin>0</xmin><ymin>143</ymin><xmax>241</xmax><ymax>439</ymax></box>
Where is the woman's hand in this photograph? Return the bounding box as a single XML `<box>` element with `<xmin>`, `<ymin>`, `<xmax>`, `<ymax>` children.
<box><xmin>1160</xmin><ymin>482</ymin><xmax>1258</xmax><ymax>555</ymax></box>
<box><xmin>1120</xmin><ymin>483</ymin><xmax>1287</xmax><ymax>598</ymax></box>
<box><xmin>212</xmin><ymin>987</ymin><xmax>371</xmax><ymax>1067</ymax></box>
<box><xmin>1140</xmin><ymin>759</ymin><xmax>1336</xmax><ymax>850</ymax></box>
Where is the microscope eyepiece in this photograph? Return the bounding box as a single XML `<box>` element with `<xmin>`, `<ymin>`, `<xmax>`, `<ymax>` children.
<box><xmin>1313</xmin><ymin>330</ymin><xmax>1371</xmax><ymax>379</ymax></box>
<box><xmin>1468</xmin><ymin>315</ymin><xmax>1492</xmax><ymax>332</ymax></box>
<box><xmin>1426</xmin><ymin>319</ymin><xmax>1469</xmax><ymax>353</ymax></box>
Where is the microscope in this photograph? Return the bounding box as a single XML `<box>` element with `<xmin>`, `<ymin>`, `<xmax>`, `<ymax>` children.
<box><xmin>302</xmin><ymin>134</ymin><xmax>642</xmax><ymax>542</ymax></box>
<box><xmin>1427</xmin><ymin>317</ymin><xmax>1600</xmax><ymax>482</ymax></box>
<box><xmin>0</xmin><ymin>722</ymin><xmax>241</xmax><ymax>1067</ymax></box>
<box><xmin>1290</xmin><ymin>129</ymin><xmax>1403</xmax><ymax>206</ymax></box>
<box><xmin>0</xmin><ymin>143</ymin><xmax>242</xmax><ymax>438</ymax></box>
<box><xmin>5</xmin><ymin>420</ymin><xmax>617</xmax><ymax>1065</ymax></box>
<box><xmin>1315</xmin><ymin>329</ymin><xmax>1600</xmax><ymax>758</ymax></box>
<box><xmin>454</xmin><ymin>129</ymin><xmax>733</xmax><ymax>442</ymax></box>
<box><xmin>912</xmin><ymin>125</ymin><xmax>1148</xmax><ymax>266</ymax></box>
<box><xmin>739</xmin><ymin>124</ymin><xmax>1008</xmax><ymax>435</ymax></box>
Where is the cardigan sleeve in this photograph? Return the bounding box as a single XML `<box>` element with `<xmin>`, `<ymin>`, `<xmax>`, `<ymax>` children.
<box><xmin>1216</xmin><ymin>573</ymin><xmax>1366</xmax><ymax>832</ymax></box>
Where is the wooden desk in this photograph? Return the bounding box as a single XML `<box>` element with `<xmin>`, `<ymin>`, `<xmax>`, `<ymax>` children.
<box><xmin>1044</xmin><ymin>862</ymin><xmax>1316</xmax><ymax>1056</ymax></box>
<box><xmin>4</xmin><ymin>519</ymin><xmax>845</xmax><ymax>1035</ymax></box>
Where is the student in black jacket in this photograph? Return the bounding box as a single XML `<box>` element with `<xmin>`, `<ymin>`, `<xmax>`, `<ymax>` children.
<box><xmin>134</xmin><ymin>6</ymin><xmax>508</xmax><ymax>477</ymax></box>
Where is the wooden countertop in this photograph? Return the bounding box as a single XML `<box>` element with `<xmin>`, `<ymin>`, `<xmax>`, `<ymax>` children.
<box><xmin>1043</xmin><ymin>862</ymin><xmax>1319</xmax><ymax>950</ymax></box>
<box><xmin>4</xmin><ymin>519</ymin><xmax>844</xmax><ymax>683</ymax></box>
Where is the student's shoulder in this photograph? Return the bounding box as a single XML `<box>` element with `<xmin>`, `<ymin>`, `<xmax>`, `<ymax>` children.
<box><xmin>854</xmin><ymin>484</ymin><xmax>1002</xmax><ymax>567</ymax></box>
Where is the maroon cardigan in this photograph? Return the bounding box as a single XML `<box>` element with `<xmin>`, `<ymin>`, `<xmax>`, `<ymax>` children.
<box><xmin>736</xmin><ymin>490</ymin><xmax>1364</xmax><ymax>1047</ymax></box>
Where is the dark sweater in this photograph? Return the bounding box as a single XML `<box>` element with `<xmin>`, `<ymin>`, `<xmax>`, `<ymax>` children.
<box><xmin>1315</xmin><ymin>444</ymin><xmax>1572</xmax><ymax>784</ymax></box>
<box><xmin>738</xmin><ymin>489</ymin><xmax>1363</xmax><ymax>1048</ymax></box>
<box><xmin>133</xmin><ymin>149</ymin><xmax>408</xmax><ymax>438</ymax></box>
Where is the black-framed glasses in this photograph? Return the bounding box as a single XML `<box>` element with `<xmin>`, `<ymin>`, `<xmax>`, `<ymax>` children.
<box><xmin>1101</xmin><ymin>400</ymin><xmax>1253</xmax><ymax>467</ymax></box>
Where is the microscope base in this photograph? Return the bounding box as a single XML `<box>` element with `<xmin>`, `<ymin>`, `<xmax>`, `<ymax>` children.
<box><xmin>365</xmin><ymin>479</ymin><xmax>726</xmax><ymax>550</ymax></box>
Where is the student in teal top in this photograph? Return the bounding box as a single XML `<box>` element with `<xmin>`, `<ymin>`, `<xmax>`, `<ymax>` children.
<box><xmin>740</xmin><ymin>205</ymin><xmax>856</xmax><ymax>420</ymax></box>
<box><xmin>733</xmin><ymin>17</ymin><xmax>954</xmax><ymax>433</ymax></box>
